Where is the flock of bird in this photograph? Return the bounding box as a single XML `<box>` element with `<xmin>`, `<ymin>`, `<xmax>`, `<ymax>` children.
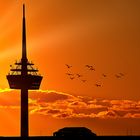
<box><xmin>65</xmin><ymin>64</ymin><xmax>125</xmax><ymax>88</ymax></box>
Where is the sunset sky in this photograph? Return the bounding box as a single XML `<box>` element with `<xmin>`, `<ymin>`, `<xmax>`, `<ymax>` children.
<box><xmin>0</xmin><ymin>0</ymin><xmax>139</xmax><ymax>136</ymax></box>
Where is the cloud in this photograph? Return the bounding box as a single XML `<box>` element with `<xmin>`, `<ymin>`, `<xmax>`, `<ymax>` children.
<box><xmin>29</xmin><ymin>90</ymin><xmax>75</xmax><ymax>103</ymax></box>
<box><xmin>96</xmin><ymin>110</ymin><xmax>119</xmax><ymax>119</ymax></box>
<box><xmin>124</xmin><ymin>113</ymin><xmax>140</xmax><ymax>118</ymax></box>
<box><xmin>0</xmin><ymin>89</ymin><xmax>140</xmax><ymax>119</ymax></box>
<box><xmin>28</xmin><ymin>90</ymin><xmax>140</xmax><ymax>119</ymax></box>
<box><xmin>0</xmin><ymin>89</ymin><xmax>19</xmax><ymax>106</ymax></box>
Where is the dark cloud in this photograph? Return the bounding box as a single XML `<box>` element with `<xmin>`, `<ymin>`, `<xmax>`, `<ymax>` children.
<box><xmin>47</xmin><ymin>109</ymin><xmax>61</xmax><ymax>114</ymax></box>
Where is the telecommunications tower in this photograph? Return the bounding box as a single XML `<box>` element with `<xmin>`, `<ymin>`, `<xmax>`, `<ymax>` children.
<box><xmin>7</xmin><ymin>4</ymin><xmax>43</xmax><ymax>137</ymax></box>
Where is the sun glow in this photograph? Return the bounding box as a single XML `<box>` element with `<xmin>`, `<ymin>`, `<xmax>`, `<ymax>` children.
<box><xmin>0</xmin><ymin>0</ymin><xmax>139</xmax><ymax>136</ymax></box>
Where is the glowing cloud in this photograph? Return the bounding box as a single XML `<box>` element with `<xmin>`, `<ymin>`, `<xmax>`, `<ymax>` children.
<box><xmin>0</xmin><ymin>89</ymin><xmax>139</xmax><ymax>119</ymax></box>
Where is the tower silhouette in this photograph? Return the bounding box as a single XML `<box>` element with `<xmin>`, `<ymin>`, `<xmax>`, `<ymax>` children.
<box><xmin>6</xmin><ymin>4</ymin><xmax>43</xmax><ymax>137</ymax></box>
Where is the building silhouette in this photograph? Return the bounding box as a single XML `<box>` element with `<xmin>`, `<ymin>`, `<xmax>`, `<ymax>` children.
<box><xmin>6</xmin><ymin>4</ymin><xmax>43</xmax><ymax>137</ymax></box>
<box><xmin>53</xmin><ymin>127</ymin><xmax>97</xmax><ymax>138</ymax></box>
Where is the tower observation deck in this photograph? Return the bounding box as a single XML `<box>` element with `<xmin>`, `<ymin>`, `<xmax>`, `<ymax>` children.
<box><xmin>6</xmin><ymin>4</ymin><xmax>43</xmax><ymax>137</ymax></box>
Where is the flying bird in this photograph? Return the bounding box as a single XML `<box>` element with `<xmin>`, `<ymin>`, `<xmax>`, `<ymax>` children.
<box><xmin>95</xmin><ymin>84</ymin><xmax>102</xmax><ymax>87</ymax></box>
<box><xmin>115</xmin><ymin>74</ymin><xmax>121</xmax><ymax>78</ymax></box>
<box><xmin>76</xmin><ymin>74</ymin><xmax>83</xmax><ymax>78</ymax></box>
<box><xmin>66</xmin><ymin>73</ymin><xmax>74</xmax><ymax>76</ymax></box>
<box><xmin>102</xmin><ymin>74</ymin><xmax>107</xmax><ymax>77</ymax></box>
<box><xmin>65</xmin><ymin>64</ymin><xmax>72</xmax><ymax>69</ymax></box>
<box><xmin>85</xmin><ymin>65</ymin><xmax>95</xmax><ymax>71</ymax></box>
<box><xmin>70</xmin><ymin>77</ymin><xmax>75</xmax><ymax>80</ymax></box>
<box><xmin>119</xmin><ymin>73</ymin><xmax>124</xmax><ymax>76</ymax></box>
<box><xmin>85</xmin><ymin>65</ymin><xmax>91</xmax><ymax>68</ymax></box>
<box><xmin>81</xmin><ymin>80</ymin><xmax>87</xmax><ymax>83</ymax></box>
<box><xmin>89</xmin><ymin>67</ymin><xmax>95</xmax><ymax>71</ymax></box>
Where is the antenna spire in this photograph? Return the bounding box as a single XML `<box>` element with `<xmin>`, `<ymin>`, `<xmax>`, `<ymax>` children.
<box><xmin>23</xmin><ymin>4</ymin><xmax>25</xmax><ymax>18</ymax></box>
<box><xmin>22</xmin><ymin>4</ymin><xmax>27</xmax><ymax>60</ymax></box>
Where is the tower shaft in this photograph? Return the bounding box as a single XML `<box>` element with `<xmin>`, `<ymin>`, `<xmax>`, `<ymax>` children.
<box><xmin>21</xmin><ymin>88</ymin><xmax>28</xmax><ymax>137</ymax></box>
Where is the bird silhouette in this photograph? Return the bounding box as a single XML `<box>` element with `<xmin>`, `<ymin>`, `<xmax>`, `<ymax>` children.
<box><xmin>115</xmin><ymin>74</ymin><xmax>121</xmax><ymax>78</ymax></box>
<box><xmin>70</xmin><ymin>77</ymin><xmax>75</xmax><ymax>80</ymax></box>
<box><xmin>89</xmin><ymin>67</ymin><xmax>95</xmax><ymax>71</ymax></box>
<box><xmin>85</xmin><ymin>65</ymin><xmax>91</xmax><ymax>68</ymax></box>
<box><xmin>119</xmin><ymin>73</ymin><xmax>124</xmax><ymax>76</ymax></box>
<box><xmin>65</xmin><ymin>64</ymin><xmax>72</xmax><ymax>69</ymax></box>
<box><xmin>66</xmin><ymin>73</ymin><xmax>74</xmax><ymax>76</ymax></box>
<box><xmin>102</xmin><ymin>74</ymin><xmax>107</xmax><ymax>77</ymax></box>
<box><xmin>85</xmin><ymin>65</ymin><xmax>95</xmax><ymax>71</ymax></box>
<box><xmin>81</xmin><ymin>80</ymin><xmax>87</xmax><ymax>83</ymax></box>
<box><xmin>95</xmin><ymin>84</ymin><xmax>101</xmax><ymax>87</ymax></box>
<box><xmin>76</xmin><ymin>74</ymin><xmax>83</xmax><ymax>78</ymax></box>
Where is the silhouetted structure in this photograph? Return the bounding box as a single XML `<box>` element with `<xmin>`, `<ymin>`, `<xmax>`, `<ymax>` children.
<box><xmin>6</xmin><ymin>4</ymin><xmax>43</xmax><ymax>137</ymax></box>
<box><xmin>53</xmin><ymin>127</ymin><xmax>96</xmax><ymax>139</ymax></box>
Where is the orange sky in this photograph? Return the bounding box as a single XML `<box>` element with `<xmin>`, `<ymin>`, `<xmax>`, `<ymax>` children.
<box><xmin>0</xmin><ymin>0</ymin><xmax>139</xmax><ymax>136</ymax></box>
